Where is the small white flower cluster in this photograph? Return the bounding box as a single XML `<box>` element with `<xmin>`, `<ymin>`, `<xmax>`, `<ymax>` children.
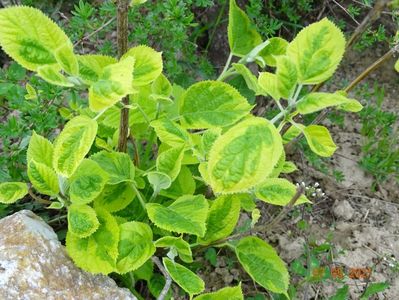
<box><xmin>383</xmin><ymin>255</ymin><xmax>398</xmax><ymax>269</ymax></box>
<box><xmin>296</xmin><ymin>181</ymin><xmax>326</xmax><ymax>198</ymax></box>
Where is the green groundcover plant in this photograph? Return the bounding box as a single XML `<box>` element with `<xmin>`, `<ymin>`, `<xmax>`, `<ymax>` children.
<box><xmin>0</xmin><ymin>1</ymin><xmax>364</xmax><ymax>298</ymax></box>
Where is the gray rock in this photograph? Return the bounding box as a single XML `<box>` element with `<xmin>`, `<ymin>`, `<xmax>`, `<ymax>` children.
<box><xmin>0</xmin><ymin>210</ymin><xmax>136</xmax><ymax>300</ymax></box>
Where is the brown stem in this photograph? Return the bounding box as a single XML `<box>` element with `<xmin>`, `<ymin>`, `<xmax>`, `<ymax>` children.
<box><xmin>117</xmin><ymin>0</ymin><xmax>130</xmax><ymax>153</ymax></box>
<box><xmin>344</xmin><ymin>45</ymin><xmax>397</xmax><ymax>93</ymax></box>
<box><xmin>346</xmin><ymin>0</ymin><xmax>390</xmax><ymax>49</ymax></box>
<box><xmin>28</xmin><ymin>188</ymin><xmax>52</xmax><ymax>205</ymax></box>
<box><xmin>152</xmin><ymin>256</ymin><xmax>172</xmax><ymax>300</ymax></box>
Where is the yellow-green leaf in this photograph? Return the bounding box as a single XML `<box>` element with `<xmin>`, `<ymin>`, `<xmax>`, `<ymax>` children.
<box><xmin>68</xmin><ymin>204</ymin><xmax>99</xmax><ymax>238</ymax></box>
<box><xmin>28</xmin><ymin>160</ymin><xmax>59</xmax><ymax>196</ymax></box>
<box><xmin>155</xmin><ymin>236</ymin><xmax>193</xmax><ymax>263</ymax></box>
<box><xmin>258</xmin><ymin>72</ymin><xmax>280</xmax><ymax>100</ymax></box>
<box><xmin>94</xmin><ymin>182</ymin><xmax>135</xmax><ymax>213</ymax></box>
<box><xmin>194</xmin><ymin>285</ymin><xmax>243</xmax><ymax>300</ymax></box>
<box><xmin>163</xmin><ymin>258</ymin><xmax>205</xmax><ymax>296</ymax></box>
<box><xmin>160</xmin><ymin>166</ymin><xmax>196</xmax><ymax>199</ymax></box>
<box><xmin>53</xmin><ymin>115</ymin><xmax>97</xmax><ymax>177</ymax></box>
<box><xmin>66</xmin><ymin>208</ymin><xmax>119</xmax><ymax>275</ymax></box>
<box><xmin>27</xmin><ymin>131</ymin><xmax>53</xmax><ymax>167</ymax></box>
<box><xmin>151</xmin><ymin>118</ymin><xmax>190</xmax><ymax>147</ymax></box>
<box><xmin>304</xmin><ymin>125</ymin><xmax>337</xmax><ymax>157</ymax></box>
<box><xmin>146</xmin><ymin>195</ymin><xmax>209</xmax><ymax>237</ymax></box>
<box><xmin>198</xmin><ymin>194</ymin><xmax>241</xmax><ymax>245</ymax></box>
<box><xmin>228</xmin><ymin>0</ymin><xmax>262</xmax><ymax>57</ymax></box>
<box><xmin>259</xmin><ymin>37</ymin><xmax>289</xmax><ymax>67</ymax></box>
<box><xmin>275</xmin><ymin>55</ymin><xmax>297</xmax><ymax>99</ymax></box>
<box><xmin>287</xmin><ymin>18</ymin><xmax>346</xmax><ymax>84</ymax></box>
<box><xmin>255</xmin><ymin>178</ymin><xmax>310</xmax><ymax>206</ymax></box>
<box><xmin>91</xmin><ymin>151</ymin><xmax>135</xmax><ymax>185</ymax></box>
<box><xmin>233</xmin><ymin>63</ymin><xmax>259</xmax><ymax>93</ymax></box>
<box><xmin>117</xmin><ymin>221</ymin><xmax>155</xmax><ymax>274</ymax></box>
<box><xmin>297</xmin><ymin>92</ymin><xmax>362</xmax><ymax>114</ymax></box>
<box><xmin>0</xmin><ymin>6</ymin><xmax>76</xmax><ymax>72</ymax></box>
<box><xmin>156</xmin><ymin>145</ymin><xmax>185</xmax><ymax>181</ymax></box>
<box><xmin>89</xmin><ymin>56</ymin><xmax>135</xmax><ymax>112</ymax></box>
<box><xmin>180</xmin><ymin>81</ymin><xmax>252</xmax><ymax>129</ymax></box>
<box><xmin>69</xmin><ymin>159</ymin><xmax>109</xmax><ymax>205</ymax></box>
<box><xmin>235</xmin><ymin>236</ymin><xmax>289</xmax><ymax>294</ymax></box>
<box><xmin>37</xmin><ymin>64</ymin><xmax>73</xmax><ymax>87</ymax></box>
<box><xmin>122</xmin><ymin>45</ymin><xmax>163</xmax><ymax>86</ymax></box>
<box><xmin>77</xmin><ymin>54</ymin><xmax>117</xmax><ymax>84</ymax></box>
<box><xmin>0</xmin><ymin>182</ymin><xmax>28</xmax><ymax>204</ymax></box>
<box><xmin>208</xmin><ymin>117</ymin><xmax>283</xmax><ymax>194</ymax></box>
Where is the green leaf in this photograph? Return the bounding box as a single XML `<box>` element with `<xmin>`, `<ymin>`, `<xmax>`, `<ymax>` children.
<box><xmin>240</xmin><ymin>194</ymin><xmax>256</xmax><ymax>212</ymax></box>
<box><xmin>91</xmin><ymin>151</ymin><xmax>135</xmax><ymax>185</ymax></box>
<box><xmin>0</xmin><ymin>182</ymin><xmax>28</xmax><ymax>204</ymax></box>
<box><xmin>155</xmin><ymin>236</ymin><xmax>193</xmax><ymax>263</ymax></box>
<box><xmin>287</xmin><ymin>18</ymin><xmax>346</xmax><ymax>84</ymax></box>
<box><xmin>68</xmin><ymin>204</ymin><xmax>99</xmax><ymax>238</ymax></box>
<box><xmin>160</xmin><ymin>166</ymin><xmax>196</xmax><ymax>199</ymax></box>
<box><xmin>116</xmin><ymin>221</ymin><xmax>155</xmax><ymax>274</ymax></box>
<box><xmin>151</xmin><ymin>73</ymin><xmax>172</xmax><ymax>101</ymax></box>
<box><xmin>94</xmin><ymin>182</ymin><xmax>135</xmax><ymax>213</ymax></box>
<box><xmin>53</xmin><ymin>115</ymin><xmax>97</xmax><ymax>177</ymax></box>
<box><xmin>37</xmin><ymin>65</ymin><xmax>73</xmax><ymax>87</ymax></box>
<box><xmin>258</xmin><ymin>72</ymin><xmax>280</xmax><ymax>100</ymax></box>
<box><xmin>329</xmin><ymin>285</ymin><xmax>349</xmax><ymax>300</ymax></box>
<box><xmin>297</xmin><ymin>92</ymin><xmax>363</xmax><ymax>114</ymax></box>
<box><xmin>25</xmin><ymin>83</ymin><xmax>37</xmax><ymax>100</ymax></box>
<box><xmin>180</xmin><ymin>81</ymin><xmax>252</xmax><ymax>129</ymax></box>
<box><xmin>66</xmin><ymin>208</ymin><xmax>119</xmax><ymax>274</ymax></box>
<box><xmin>69</xmin><ymin>159</ymin><xmax>109</xmax><ymax>205</ymax></box>
<box><xmin>259</xmin><ymin>37</ymin><xmax>289</xmax><ymax>67</ymax></box>
<box><xmin>233</xmin><ymin>63</ymin><xmax>259</xmax><ymax>93</ymax></box>
<box><xmin>194</xmin><ymin>285</ymin><xmax>243</xmax><ymax>300</ymax></box>
<box><xmin>201</xmin><ymin>128</ymin><xmax>222</xmax><ymax>158</ymax></box>
<box><xmin>163</xmin><ymin>258</ymin><xmax>205</xmax><ymax>296</ymax></box>
<box><xmin>304</xmin><ymin>125</ymin><xmax>337</xmax><ymax>157</ymax></box>
<box><xmin>255</xmin><ymin>178</ymin><xmax>310</xmax><ymax>206</ymax></box>
<box><xmin>0</xmin><ymin>6</ymin><xmax>76</xmax><ymax>72</ymax></box>
<box><xmin>198</xmin><ymin>194</ymin><xmax>241</xmax><ymax>245</ymax></box>
<box><xmin>156</xmin><ymin>145</ymin><xmax>185</xmax><ymax>181</ymax></box>
<box><xmin>235</xmin><ymin>236</ymin><xmax>289</xmax><ymax>294</ymax></box>
<box><xmin>89</xmin><ymin>56</ymin><xmax>135</xmax><ymax>112</ymax></box>
<box><xmin>77</xmin><ymin>54</ymin><xmax>117</xmax><ymax>84</ymax></box>
<box><xmin>146</xmin><ymin>195</ymin><xmax>209</xmax><ymax>237</ymax></box>
<box><xmin>228</xmin><ymin>0</ymin><xmax>262</xmax><ymax>57</ymax></box>
<box><xmin>28</xmin><ymin>160</ymin><xmax>59</xmax><ymax>196</ymax></box>
<box><xmin>275</xmin><ymin>56</ymin><xmax>297</xmax><ymax>99</ymax></box>
<box><xmin>122</xmin><ymin>45</ymin><xmax>163</xmax><ymax>86</ymax></box>
<box><xmin>208</xmin><ymin>117</ymin><xmax>283</xmax><ymax>194</ymax></box>
<box><xmin>147</xmin><ymin>171</ymin><xmax>172</xmax><ymax>194</ymax></box>
<box><xmin>54</xmin><ymin>43</ymin><xmax>79</xmax><ymax>75</ymax></box>
<box><xmin>282</xmin><ymin>125</ymin><xmax>302</xmax><ymax>144</ymax></box>
<box><xmin>151</xmin><ymin>118</ymin><xmax>190</xmax><ymax>147</ymax></box>
<box><xmin>27</xmin><ymin>131</ymin><xmax>54</xmax><ymax>167</ymax></box>
<box><xmin>395</xmin><ymin>59</ymin><xmax>399</xmax><ymax>72</ymax></box>
<box><xmin>360</xmin><ymin>282</ymin><xmax>389</xmax><ymax>300</ymax></box>
<box><xmin>281</xmin><ymin>161</ymin><xmax>297</xmax><ymax>173</ymax></box>
<box><xmin>130</xmin><ymin>0</ymin><xmax>148</xmax><ymax>6</ymax></box>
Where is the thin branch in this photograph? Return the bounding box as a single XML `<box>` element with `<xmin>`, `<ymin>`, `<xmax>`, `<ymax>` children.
<box><xmin>74</xmin><ymin>17</ymin><xmax>116</xmax><ymax>47</ymax></box>
<box><xmin>28</xmin><ymin>188</ymin><xmax>52</xmax><ymax>205</ymax></box>
<box><xmin>117</xmin><ymin>0</ymin><xmax>130</xmax><ymax>152</ymax></box>
<box><xmin>152</xmin><ymin>257</ymin><xmax>172</xmax><ymax>300</ymax></box>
